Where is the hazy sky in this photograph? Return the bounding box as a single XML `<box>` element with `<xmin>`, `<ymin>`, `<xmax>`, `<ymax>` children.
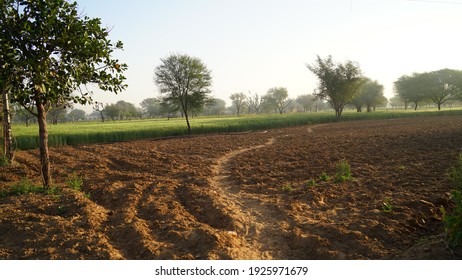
<box><xmin>75</xmin><ymin>0</ymin><xmax>462</xmax><ymax>108</ymax></box>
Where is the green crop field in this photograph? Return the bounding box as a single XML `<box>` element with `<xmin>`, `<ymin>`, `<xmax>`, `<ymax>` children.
<box><xmin>9</xmin><ymin>108</ymin><xmax>462</xmax><ymax>150</ymax></box>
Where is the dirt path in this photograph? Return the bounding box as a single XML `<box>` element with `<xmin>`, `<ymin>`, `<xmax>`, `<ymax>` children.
<box><xmin>208</xmin><ymin>136</ymin><xmax>296</xmax><ymax>259</ymax></box>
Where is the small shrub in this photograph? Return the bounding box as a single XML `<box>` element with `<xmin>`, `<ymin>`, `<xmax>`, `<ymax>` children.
<box><xmin>399</xmin><ymin>165</ymin><xmax>406</xmax><ymax>171</ymax></box>
<box><xmin>335</xmin><ymin>160</ymin><xmax>352</xmax><ymax>183</ymax></box>
<box><xmin>305</xmin><ymin>179</ymin><xmax>317</xmax><ymax>187</ymax></box>
<box><xmin>319</xmin><ymin>172</ymin><xmax>330</xmax><ymax>182</ymax></box>
<box><xmin>66</xmin><ymin>173</ymin><xmax>83</xmax><ymax>191</ymax></box>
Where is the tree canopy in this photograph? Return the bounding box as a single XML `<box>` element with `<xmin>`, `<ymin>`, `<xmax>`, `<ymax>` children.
<box><xmin>266</xmin><ymin>87</ymin><xmax>291</xmax><ymax>114</ymax></box>
<box><xmin>394</xmin><ymin>69</ymin><xmax>462</xmax><ymax>111</ymax></box>
<box><xmin>154</xmin><ymin>53</ymin><xmax>212</xmax><ymax>134</ymax></box>
<box><xmin>1</xmin><ymin>0</ymin><xmax>127</xmax><ymax>186</ymax></box>
<box><xmin>351</xmin><ymin>78</ymin><xmax>386</xmax><ymax>112</ymax></box>
<box><xmin>307</xmin><ymin>55</ymin><xmax>363</xmax><ymax>120</ymax></box>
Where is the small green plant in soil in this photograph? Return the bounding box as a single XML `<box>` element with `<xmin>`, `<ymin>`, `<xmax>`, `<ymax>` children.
<box><xmin>0</xmin><ymin>178</ymin><xmax>60</xmax><ymax>197</ymax></box>
<box><xmin>282</xmin><ymin>183</ymin><xmax>294</xmax><ymax>192</ymax></box>
<box><xmin>305</xmin><ymin>179</ymin><xmax>317</xmax><ymax>187</ymax></box>
<box><xmin>335</xmin><ymin>160</ymin><xmax>352</xmax><ymax>183</ymax></box>
<box><xmin>0</xmin><ymin>155</ymin><xmax>9</xmax><ymax>167</ymax></box>
<box><xmin>319</xmin><ymin>171</ymin><xmax>330</xmax><ymax>182</ymax></box>
<box><xmin>441</xmin><ymin>153</ymin><xmax>462</xmax><ymax>246</ymax></box>
<box><xmin>66</xmin><ymin>173</ymin><xmax>84</xmax><ymax>191</ymax></box>
<box><xmin>382</xmin><ymin>197</ymin><xmax>393</xmax><ymax>213</ymax></box>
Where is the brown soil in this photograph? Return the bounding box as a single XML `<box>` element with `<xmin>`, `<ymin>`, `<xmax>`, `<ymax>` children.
<box><xmin>1</xmin><ymin>115</ymin><xmax>462</xmax><ymax>259</ymax></box>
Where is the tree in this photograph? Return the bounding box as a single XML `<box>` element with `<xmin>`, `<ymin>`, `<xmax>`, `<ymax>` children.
<box><xmin>307</xmin><ymin>55</ymin><xmax>363</xmax><ymax>120</ymax></box>
<box><xmin>12</xmin><ymin>104</ymin><xmax>35</xmax><ymax>126</ymax></box>
<box><xmin>67</xmin><ymin>108</ymin><xmax>86</xmax><ymax>121</ymax></box>
<box><xmin>114</xmin><ymin>100</ymin><xmax>139</xmax><ymax>119</ymax></box>
<box><xmin>247</xmin><ymin>92</ymin><xmax>263</xmax><ymax>114</ymax></box>
<box><xmin>389</xmin><ymin>95</ymin><xmax>405</xmax><ymax>109</ymax></box>
<box><xmin>92</xmin><ymin>102</ymin><xmax>106</xmax><ymax>122</ymax></box>
<box><xmin>154</xmin><ymin>53</ymin><xmax>212</xmax><ymax>134</ymax></box>
<box><xmin>394</xmin><ymin>73</ymin><xmax>430</xmax><ymax>110</ymax></box>
<box><xmin>2</xmin><ymin>0</ymin><xmax>127</xmax><ymax>186</ymax></box>
<box><xmin>267</xmin><ymin>87</ymin><xmax>291</xmax><ymax>114</ymax></box>
<box><xmin>1</xmin><ymin>2</ymin><xmax>15</xmax><ymax>163</ymax></box>
<box><xmin>105</xmin><ymin>103</ymin><xmax>121</xmax><ymax>121</ymax></box>
<box><xmin>203</xmin><ymin>98</ymin><xmax>226</xmax><ymax>116</ymax></box>
<box><xmin>230</xmin><ymin>92</ymin><xmax>246</xmax><ymax>116</ymax></box>
<box><xmin>296</xmin><ymin>94</ymin><xmax>317</xmax><ymax>112</ymax></box>
<box><xmin>48</xmin><ymin>103</ymin><xmax>68</xmax><ymax>125</ymax></box>
<box><xmin>426</xmin><ymin>69</ymin><xmax>462</xmax><ymax>110</ymax></box>
<box><xmin>140</xmin><ymin>98</ymin><xmax>161</xmax><ymax>118</ymax></box>
<box><xmin>355</xmin><ymin>78</ymin><xmax>386</xmax><ymax>112</ymax></box>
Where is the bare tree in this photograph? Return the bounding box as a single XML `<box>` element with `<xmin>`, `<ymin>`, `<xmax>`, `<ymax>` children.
<box><xmin>93</xmin><ymin>102</ymin><xmax>106</xmax><ymax>122</ymax></box>
<box><xmin>249</xmin><ymin>92</ymin><xmax>263</xmax><ymax>114</ymax></box>
<box><xmin>230</xmin><ymin>92</ymin><xmax>247</xmax><ymax>116</ymax></box>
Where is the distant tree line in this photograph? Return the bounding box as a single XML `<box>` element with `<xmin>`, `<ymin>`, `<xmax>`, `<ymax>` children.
<box><xmin>307</xmin><ymin>56</ymin><xmax>462</xmax><ymax>120</ymax></box>
<box><xmin>394</xmin><ymin>69</ymin><xmax>462</xmax><ymax>110</ymax></box>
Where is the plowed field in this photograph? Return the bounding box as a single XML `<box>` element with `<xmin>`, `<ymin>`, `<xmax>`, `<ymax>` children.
<box><xmin>1</xmin><ymin>115</ymin><xmax>462</xmax><ymax>259</ymax></box>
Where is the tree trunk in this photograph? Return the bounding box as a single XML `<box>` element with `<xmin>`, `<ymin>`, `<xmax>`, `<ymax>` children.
<box><xmin>36</xmin><ymin>101</ymin><xmax>52</xmax><ymax>187</ymax></box>
<box><xmin>438</xmin><ymin>103</ymin><xmax>441</xmax><ymax>111</ymax></box>
<box><xmin>2</xmin><ymin>91</ymin><xmax>14</xmax><ymax>163</ymax></box>
<box><xmin>335</xmin><ymin>107</ymin><xmax>342</xmax><ymax>121</ymax></box>
<box><xmin>184</xmin><ymin>110</ymin><xmax>191</xmax><ymax>134</ymax></box>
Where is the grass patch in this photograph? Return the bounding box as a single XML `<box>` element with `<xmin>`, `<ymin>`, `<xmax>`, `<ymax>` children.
<box><xmin>305</xmin><ymin>179</ymin><xmax>317</xmax><ymax>187</ymax></box>
<box><xmin>335</xmin><ymin>160</ymin><xmax>352</xmax><ymax>183</ymax></box>
<box><xmin>0</xmin><ymin>155</ymin><xmax>9</xmax><ymax>167</ymax></box>
<box><xmin>0</xmin><ymin>178</ymin><xmax>60</xmax><ymax>197</ymax></box>
<box><xmin>66</xmin><ymin>173</ymin><xmax>84</xmax><ymax>191</ymax></box>
<box><xmin>318</xmin><ymin>171</ymin><xmax>330</xmax><ymax>182</ymax></box>
<box><xmin>441</xmin><ymin>154</ymin><xmax>462</xmax><ymax>246</ymax></box>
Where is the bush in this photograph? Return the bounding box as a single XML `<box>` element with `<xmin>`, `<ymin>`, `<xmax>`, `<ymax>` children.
<box><xmin>335</xmin><ymin>160</ymin><xmax>352</xmax><ymax>183</ymax></box>
<box><xmin>66</xmin><ymin>173</ymin><xmax>83</xmax><ymax>191</ymax></box>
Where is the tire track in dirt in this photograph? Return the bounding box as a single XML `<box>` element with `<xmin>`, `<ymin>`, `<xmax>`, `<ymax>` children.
<box><xmin>209</xmin><ymin>136</ymin><xmax>297</xmax><ymax>259</ymax></box>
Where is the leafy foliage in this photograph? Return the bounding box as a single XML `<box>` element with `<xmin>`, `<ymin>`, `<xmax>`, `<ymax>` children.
<box><xmin>0</xmin><ymin>178</ymin><xmax>60</xmax><ymax>197</ymax></box>
<box><xmin>382</xmin><ymin>197</ymin><xmax>393</xmax><ymax>213</ymax></box>
<box><xmin>66</xmin><ymin>173</ymin><xmax>84</xmax><ymax>191</ymax></box>
<box><xmin>350</xmin><ymin>78</ymin><xmax>386</xmax><ymax>112</ymax></box>
<box><xmin>335</xmin><ymin>160</ymin><xmax>352</xmax><ymax>183</ymax></box>
<box><xmin>307</xmin><ymin>55</ymin><xmax>363</xmax><ymax>120</ymax></box>
<box><xmin>442</xmin><ymin>154</ymin><xmax>462</xmax><ymax>246</ymax></box>
<box><xmin>154</xmin><ymin>53</ymin><xmax>212</xmax><ymax>133</ymax></box>
<box><xmin>1</xmin><ymin>0</ymin><xmax>127</xmax><ymax>186</ymax></box>
<box><xmin>394</xmin><ymin>69</ymin><xmax>462</xmax><ymax>111</ymax></box>
<box><xmin>230</xmin><ymin>92</ymin><xmax>246</xmax><ymax>116</ymax></box>
<box><xmin>265</xmin><ymin>87</ymin><xmax>291</xmax><ymax>114</ymax></box>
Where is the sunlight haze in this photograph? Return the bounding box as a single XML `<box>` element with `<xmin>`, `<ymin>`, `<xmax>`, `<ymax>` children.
<box><xmin>75</xmin><ymin>0</ymin><xmax>462</xmax><ymax>108</ymax></box>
